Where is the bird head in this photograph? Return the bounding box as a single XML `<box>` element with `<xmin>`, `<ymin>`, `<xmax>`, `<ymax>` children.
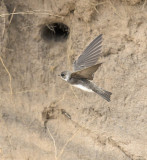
<box><xmin>59</xmin><ymin>71</ymin><xmax>71</xmax><ymax>81</ymax></box>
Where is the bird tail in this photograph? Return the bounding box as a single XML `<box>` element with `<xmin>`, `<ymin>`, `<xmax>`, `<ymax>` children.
<box><xmin>93</xmin><ymin>86</ymin><xmax>112</xmax><ymax>102</ymax></box>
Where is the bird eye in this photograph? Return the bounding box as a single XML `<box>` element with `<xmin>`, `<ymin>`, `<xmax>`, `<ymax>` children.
<box><xmin>61</xmin><ymin>73</ymin><xmax>65</xmax><ymax>77</ymax></box>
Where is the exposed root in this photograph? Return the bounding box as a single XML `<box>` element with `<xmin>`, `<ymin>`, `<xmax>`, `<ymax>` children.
<box><xmin>56</xmin><ymin>92</ymin><xmax>66</xmax><ymax>105</ymax></box>
<box><xmin>0</xmin><ymin>56</ymin><xmax>13</xmax><ymax>97</ymax></box>
<box><xmin>8</xmin><ymin>7</ymin><xmax>16</xmax><ymax>25</ymax></box>
<box><xmin>2</xmin><ymin>16</ymin><xmax>5</xmax><ymax>38</ymax></box>
<box><xmin>142</xmin><ymin>0</ymin><xmax>147</xmax><ymax>10</ymax></box>
<box><xmin>108</xmin><ymin>137</ymin><xmax>144</xmax><ymax>160</ymax></box>
<box><xmin>0</xmin><ymin>10</ymin><xmax>63</xmax><ymax>18</ymax></box>
<box><xmin>70</xmin><ymin>86</ymin><xmax>79</xmax><ymax>99</ymax></box>
<box><xmin>57</xmin><ymin>128</ymin><xmax>80</xmax><ymax>159</ymax></box>
<box><xmin>108</xmin><ymin>0</ymin><xmax>122</xmax><ymax>18</ymax></box>
<box><xmin>47</xmin><ymin>127</ymin><xmax>57</xmax><ymax>160</ymax></box>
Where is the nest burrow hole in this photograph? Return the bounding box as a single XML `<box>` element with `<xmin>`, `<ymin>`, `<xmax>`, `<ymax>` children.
<box><xmin>41</xmin><ymin>22</ymin><xmax>70</xmax><ymax>42</ymax></box>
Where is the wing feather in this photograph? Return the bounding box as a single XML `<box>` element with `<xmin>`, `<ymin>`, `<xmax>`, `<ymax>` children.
<box><xmin>83</xmin><ymin>35</ymin><xmax>102</xmax><ymax>56</ymax></box>
<box><xmin>71</xmin><ymin>63</ymin><xmax>102</xmax><ymax>80</ymax></box>
<box><xmin>74</xmin><ymin>34</ymin><xmax>103</xmax><ymax>71</ymax></box>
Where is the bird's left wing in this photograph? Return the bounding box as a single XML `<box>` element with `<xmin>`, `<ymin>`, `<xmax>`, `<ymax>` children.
<box><xmin>71</xmin><ymin>63</ymin><xmax>102</xmax><ymax>80</ymax></box>
<box><xmin>73</xmin><ymin>34</ymin><xmax>102</xmax><ymax>71</ymax></box>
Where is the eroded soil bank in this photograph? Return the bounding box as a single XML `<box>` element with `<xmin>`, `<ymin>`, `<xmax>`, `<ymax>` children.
<box><xmin>0</xmin><ymin>0</ymin><xmax>147</xmax><ymax>159</ymax></box>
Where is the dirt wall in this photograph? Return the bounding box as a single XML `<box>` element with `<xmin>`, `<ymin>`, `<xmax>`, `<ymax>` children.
<box><xmin>0</xmin><ymin>0</ymin><xmax>147</xmax><ymax>160</ymax></box>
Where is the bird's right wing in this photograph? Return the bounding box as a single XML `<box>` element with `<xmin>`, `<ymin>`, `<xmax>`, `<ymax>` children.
<box><xmin>71</xmin><ymin>63</ymin><xmax>102</xmax><ymax>80</ymax></box>
<box><xmin>73</xmin><ymin>34</ymin><xmax>102</xmax><ymax>71</ymax></box>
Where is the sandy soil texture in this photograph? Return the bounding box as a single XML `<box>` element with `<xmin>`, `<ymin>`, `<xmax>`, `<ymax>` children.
<box><xmin>0</xmin><ymin>0</ymin><xmax>147</xmax><ymax>160</ymax></box>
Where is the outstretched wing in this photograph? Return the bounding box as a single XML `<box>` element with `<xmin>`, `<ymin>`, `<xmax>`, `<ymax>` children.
<box><xmin>73</xmin><ymin>34</ymin><xmax>102</xmax><ymax>71</ymax></box>
<box><xmin>71</xmin><ymin>63</ymin><xmax>102</xmax><ymax>80</ymax></box>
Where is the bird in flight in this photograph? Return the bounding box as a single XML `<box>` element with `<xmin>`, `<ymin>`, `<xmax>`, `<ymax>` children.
<box><xmin>59</xmin><ymin>34</ymin><xmax>112</xmax><ymax>102</ymax></box>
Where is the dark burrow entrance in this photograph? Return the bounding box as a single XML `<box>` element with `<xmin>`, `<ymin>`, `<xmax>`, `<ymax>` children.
<box><xmin>41</xmin><ymin>22</ymin><xmax>69</xmax><ymax>42</ymax></box>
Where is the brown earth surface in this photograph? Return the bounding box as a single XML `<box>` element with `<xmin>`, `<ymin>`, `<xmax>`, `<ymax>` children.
<box><xmin>0</xmin><ymin>0</ymin><xmax>147</xmax><ymax>160</ymax></box>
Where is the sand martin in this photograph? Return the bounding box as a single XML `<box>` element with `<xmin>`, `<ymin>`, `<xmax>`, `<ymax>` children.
<box><xmin>59</xmin><ymin>34</ymin><xmax>112</xmax><ymax>102</ymax></box>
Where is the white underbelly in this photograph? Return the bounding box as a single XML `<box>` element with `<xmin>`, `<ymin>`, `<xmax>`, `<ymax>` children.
<box><xmin>73</xmin><ymin>84</ymin><xmax>93</xmax><ymax>92</ymax></box>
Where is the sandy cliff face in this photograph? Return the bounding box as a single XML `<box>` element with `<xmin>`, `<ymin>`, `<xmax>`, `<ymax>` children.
<box><xmin>0</xmin><ymin>0</ymin><xmax>147</xmax><ymax>159</ymax></box>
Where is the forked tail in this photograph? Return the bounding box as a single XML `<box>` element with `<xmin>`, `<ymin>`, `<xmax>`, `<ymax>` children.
<box><xmin>93</xmin><ymin>86</ymin><xmax>112</xmax><ymax>102</ymax></box>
